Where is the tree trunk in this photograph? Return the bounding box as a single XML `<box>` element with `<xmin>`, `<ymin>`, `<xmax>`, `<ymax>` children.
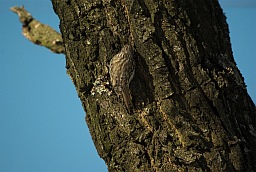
<box><xmin>51</xmin><ymin>0</ymin><xmax>256</xmax><ymax>171</ymax></box>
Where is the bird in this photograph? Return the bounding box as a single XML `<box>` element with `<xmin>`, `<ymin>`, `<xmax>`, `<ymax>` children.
<box><xmin>109</xmin><ymin>44</ymin><xmax>135</xmax><ymax>113</ymax></box>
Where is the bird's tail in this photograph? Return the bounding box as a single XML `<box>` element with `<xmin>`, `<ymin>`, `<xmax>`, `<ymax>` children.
<box><xmin>122</xmin><ymin>84</ymin><xmax>133</xmax><ymax>113</ymax></box>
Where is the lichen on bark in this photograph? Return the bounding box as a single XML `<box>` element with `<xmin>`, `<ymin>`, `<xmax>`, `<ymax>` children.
<box><xmin>13</xmin><ymin>0</ymin><xmax>256</xmax><ymax>171</ymax></box>
<box><xmin>52</xmin><ymin>0</ymin><xmax>256</xmax><ymax>171</ymax></box>
<box><xmin>11</xmin><ymin>6</ymin><xmax>64</xmax><ymax>54</ymax></box>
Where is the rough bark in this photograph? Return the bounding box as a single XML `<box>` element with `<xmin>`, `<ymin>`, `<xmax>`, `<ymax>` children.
<box><xmin>50</xmin><ymin>0</ymin><xmax>256</xmax><ymax>171</ymax></box>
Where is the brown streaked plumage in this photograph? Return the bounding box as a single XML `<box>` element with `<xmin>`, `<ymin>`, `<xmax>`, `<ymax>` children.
<box><xmin>109</xmin><ymin>44</ymin><xmax>135</xmax><ymax>113</ymax></box>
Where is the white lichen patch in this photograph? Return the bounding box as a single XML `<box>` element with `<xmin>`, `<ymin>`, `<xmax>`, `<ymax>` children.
<box><xmin>91</xmin><ymin>76</ymin><xmax>112</xmax><ymax>96</ymax></box>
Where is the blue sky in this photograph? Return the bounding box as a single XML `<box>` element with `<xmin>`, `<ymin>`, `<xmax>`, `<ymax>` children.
<box><xmin>0</xmin><ymin>1</ymin><xmax>255</xmax><ymax>171</ymax></box>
